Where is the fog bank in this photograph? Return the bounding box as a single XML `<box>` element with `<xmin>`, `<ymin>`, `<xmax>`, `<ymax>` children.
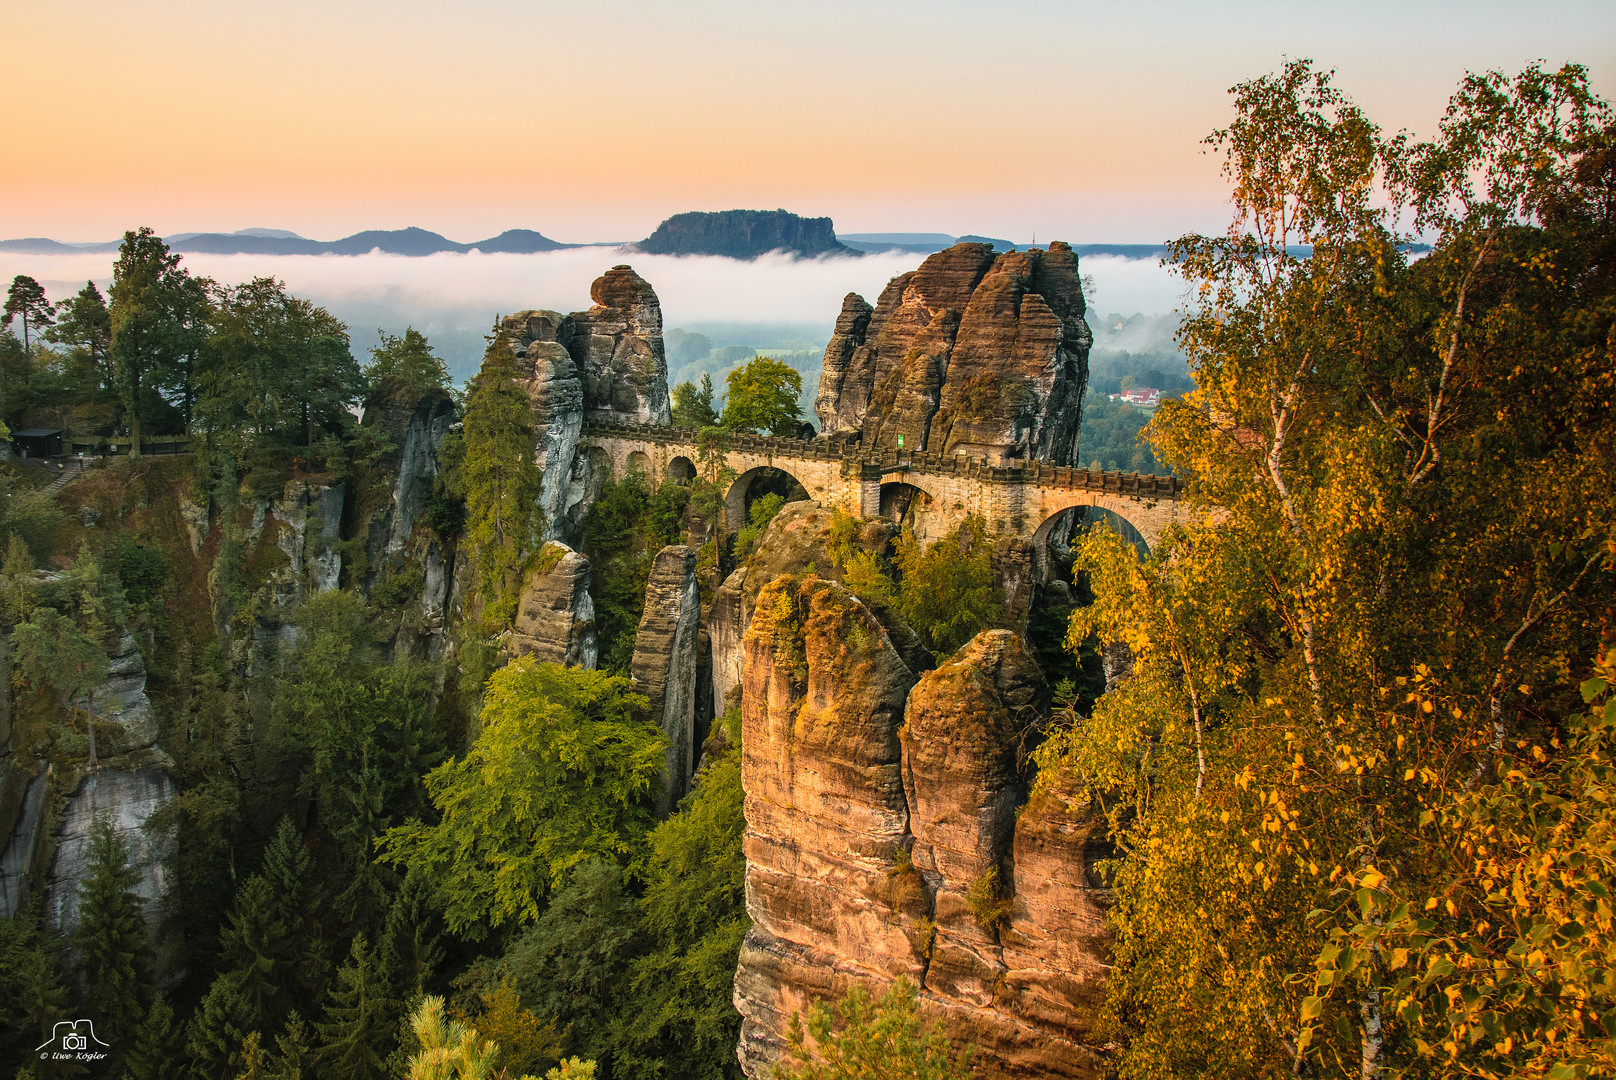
<box><xmin>0</xmin><ymin>247</ymin><xmax>1185</xmax><ymax>381</ymax></box>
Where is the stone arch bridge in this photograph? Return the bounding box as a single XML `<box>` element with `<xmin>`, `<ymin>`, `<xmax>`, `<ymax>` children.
<box><xmin>581</xmin><ymin>419</ymin><xmax>1184</xmax><ymax>550</ymax></box>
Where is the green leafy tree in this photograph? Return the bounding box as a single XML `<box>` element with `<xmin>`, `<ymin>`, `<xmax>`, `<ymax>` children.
<box><xmin>612</xmin><ymin>746</ymin><xmax>750</xmax><ymax>1080</ymax></box>
<box><xmin>689</xmin><ymin>427</ymin><xmax>736</xmax><ymax>543</ymax></box>
<box><xmin>314</xmin><ymin>934</ymin><xmax>396</xmax><ymax>1080</ymax></box>
<box><xmin>72</xmin><ymin>816</ymin><xmax>149</xmax><ymax>1045</ymax></box>
<box><xmin>1039</xmin><ymin>60</ymin><xmax>1616</xmax><ymax>1080</ymax></box>
<box><xmin>378</xmin><ymin>660</ymin><xmax>662</xmax><ymax>935</ymax></box>
<box><xmin>460</xmin><ymin>335</ymin><xmax>543</xmax><ymax>628</ymax></box>
<box><xmin>366</xmin><ymin>327</ymin><xmax>450</xmax><ymax>398</ymax></box>
<box><xmin>197</xmin><ymin>277</ymin><xmax>357</xmax><ymax>461</ymax></box>
<box><xmin>719</xmin><ymin>356</ymin><xmax>802</xmax><ymax>436</ymax></box>
<box><xmin>671</xmin><ymin>373</ymin><xmax>719</xmax><ymax>429</ymax></box>
<box><xmin>3</xmin><ymin>274</ymin><xmax>55</xmax><ymax>351</ymax></box>
<box><xmin>893</xmin><ymin>516</ymin><xmax>1002</xmax><ymax>660</ymax></box>
<box><xmin>775</xmin><ymin>977</ymin><xmax>972</xmax><ymax>1080</ymax></box>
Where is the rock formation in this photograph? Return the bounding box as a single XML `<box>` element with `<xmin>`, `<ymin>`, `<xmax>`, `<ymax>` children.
<box><xmin>734</xmin><ymin>615</ymin><xmax>1111</xmax><ymax>1079</ymax></box>
<box><xmin>572</xmin><ymin>266</ymin><xmax>672</xmax><ymax>425</ymax></box>
<box><xmin>362</xmin><ymin>380</ymin><xmax>457</xmax><ymax>572</ymax></box>
<box><xmin>510</xmin><ymin>542</ymin><xmax>598</xmax><ymax>669</ymax></box>
<box><xmin>0</xmin><ymin>629</ymin><xmax>183</xmax><ymax>984</ymax></box>
<box><xmin>631</xmin><ymin>545</ymin><xmax>700</xmax><ymax>813</ymax></box>
<box><xmin>813</xmin><ymin>242</ymin><xmax>1092</xmax><ymax>465</ymax></box>
<box><xmin>498</xmin><ymin>264</ymin><xmax>673</xmax><ymax>543</ymax></box>
<box><xmin>708</xmin><ymin>502</ymin><xmax>929</xmax><ymax>715</ymax></box>
<box><xmin>734</xmin><ymin>576</ymin><xmax>921</xmax><ymax>1075</ymax></box>
<box><xmin>502</xmin><ymin>311</ymin><xmax>587</xmax><ymax>540</ymax></box>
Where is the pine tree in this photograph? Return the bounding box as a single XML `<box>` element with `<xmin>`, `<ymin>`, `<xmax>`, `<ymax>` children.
<box><xmin>108</xmin><ymin>227</ymin><xmax>188</xmax><ymax>457</ymax></box>
<box><xmin>185</xmin><ymin>969</ymin><xmax>260</xmax><ymax>1080</ymax></box>
<box><xmin>271</xmin><ymin>1012</ymin><xmax>313</xmax><ymax>1080</ymax></box>
<box><xmin>314</xmin><ymin>935</ymin><xmax>396</xmax><ymax>1080</ymax></box>
<box><xmin>72</xmin><ymin>815</ymin><xmax>148</xmax><ymax>1044</ymax></box>
<box><xmin>460</xmin><ymin>334</ymin><xmax>542</xmax><ymax>628</ymax></box>
<box><xmin>3</xmin><ymin>274</ymin><xmax>55</xmax><ymax>351</ymax></box>
<box><xmin>46</xmin><ymin>280</ymin><xmax>113</xmax><ymax>391</ymax></box>
<box><xmin>119</xmin><ymin>997</ymin><xmax>179</xmax><ymax>1080</ymax></box>
<box><xmin>381</xmin><ymin>867</ymin><xmax>445</xmax><ymax>1001</ymax></box>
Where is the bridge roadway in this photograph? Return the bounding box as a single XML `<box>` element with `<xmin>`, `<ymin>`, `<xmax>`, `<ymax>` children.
<box><xmin>580</xmin><ymin>418</ymin><xmax>1184</xmax><ymax>549</ymax></box>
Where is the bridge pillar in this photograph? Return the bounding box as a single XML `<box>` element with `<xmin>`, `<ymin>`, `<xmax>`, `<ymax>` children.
<box><xmin>858</xmin><ymin>464</ymin><xmax>882</xmax><ymax>519</ymax></box>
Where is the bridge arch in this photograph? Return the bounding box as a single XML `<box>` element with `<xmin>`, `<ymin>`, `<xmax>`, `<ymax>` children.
<box><xmin>625</xmin><ymin>449</ymin><xmax>652</xmax><ymax>477</ymax></box>
<box><xmin>725</xmin><ymin>465</ymin><xmax>810</xmax><ymax>531</ymax></box>
<box><xmin>878</xmin><ymin>480</ymin><xmax>950</xmax><ymax>543</ymax></box>
<box><xmin>667</xmin><ymin>455</ymin><xmax>695</xmax><ymax>485</ymax></box>
<box><xmin>1033</xmin><ymin>505</ymin><xmax>1150</xmax><ymax>562</ymax></box>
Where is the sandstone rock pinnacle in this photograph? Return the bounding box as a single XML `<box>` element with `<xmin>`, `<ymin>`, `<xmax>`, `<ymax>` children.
<box><xmin>813</xmin><ymin>242</ymin><xmax>1092</xmax><ymax>465</ymax></box>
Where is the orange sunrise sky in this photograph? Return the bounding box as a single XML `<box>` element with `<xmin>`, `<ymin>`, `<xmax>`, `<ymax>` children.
<box><xmin>4</xmin><ymin>0</ymin><xmax>1613</xmax><ymax>245</ymax></box>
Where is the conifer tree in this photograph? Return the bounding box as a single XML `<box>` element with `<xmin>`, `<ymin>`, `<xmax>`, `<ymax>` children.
<box><xmin>3</xmin><ymin>274</ymin><xmax>55</xmax><ymax>351</ymax></box>
<box><xmin>186</xmin><ymin>969</ymin><xmax>260</xmax><ymax>1080</ymax></box>
<box><xmin>381</xmin><ymin>867</ymin><xmax>445</xmax><ymax>1001</ymax></box>
<box><xmin>460</xmin><ymin>334</ymin><xmax>542</xmax><ymax>628</ymax></box>
<box><xmin>72</xmin><ymin>815</ymin><xmax>148</xmax><ymax>1044</ymax></box>
<box><xmin>47</xmin><ymin>280</ymin><xmax>113</xmax><ymax>385</ymax></box>
<box><xmin>108</xmin><ymin>227</ymin><xmax>189</xmax><ymax>457</ymax></box>
<box><xmin>315</xmin><ymin>935</ymin><xmax>396</xmax><ymax>1080</ymax></box>
<box><xmin>121</xmin><ymin>997</ymin><xmax>179</xmax><ymax>1080</ymax></box>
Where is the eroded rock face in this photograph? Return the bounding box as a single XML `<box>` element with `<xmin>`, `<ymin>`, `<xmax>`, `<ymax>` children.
<box><xmin>735</xmin><ymin>622</ymin><xmax>1109</xmax><ymax>1079</ymax></box>
<box><xmin>362</xmin><ymin>380</ymin><xmax>456</xmax><ymax>573</ymax></box>
<box><xmin>572</xmin><ymin>266</ymin><xmax>672</xmax><ymax>425</ymax></box>
<box><xmin>501</xmin><ymin>310</ymin><xmax>587</xmax><ymax>541</ymax></box>
<box><xmin>813</xmin><ymin>242</ymin><xmax>1092</xmax><ymax>464</ymax></box>
<box><xmin>631</xmin><ymin>545</ymin><xmax>700</xmax><ymax>814</ymax></box>
<box><xmin>708</xmin><ymin>502</ymin><xmax>927</xmax><ymax>714</ymax></box>
<box><xmin>498</xmin><ymin>265</ymin><xmax>672</xmax><ymax>544</ymax></box>
<box><xmin>735</xmin><ymin>576</ymin><xmax>921</xmax><ymax>1075</ymax></box>
<box><xmin>510</xmin><ymin>542</ymin><xmax>597</xmax><ymax>670</ymax></box>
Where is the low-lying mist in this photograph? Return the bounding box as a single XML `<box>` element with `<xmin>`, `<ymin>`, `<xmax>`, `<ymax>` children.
<box><xmin>0</xmin><ymin>247</ymin><xmax>1188</xmax><ymax>386</ymax></box>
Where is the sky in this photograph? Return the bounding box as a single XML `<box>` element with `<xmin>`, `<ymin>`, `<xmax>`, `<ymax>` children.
<box><xmin>4</xmin><ymin>0</ymin><xmax>1613</xmax><ymax>246</ymax></box>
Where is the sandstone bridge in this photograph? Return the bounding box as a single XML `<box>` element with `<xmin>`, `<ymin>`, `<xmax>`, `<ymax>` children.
<box><xmin>580</xmin><ymin>418</ymin><xmax>1185</xmax><ymax>550</ymax></box>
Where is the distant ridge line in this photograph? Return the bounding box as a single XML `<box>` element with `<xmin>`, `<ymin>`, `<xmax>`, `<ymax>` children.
<box><xmin>0</xmin><ymin>226</ymin><xmax>583</xmax><ymax>257</ymax></box>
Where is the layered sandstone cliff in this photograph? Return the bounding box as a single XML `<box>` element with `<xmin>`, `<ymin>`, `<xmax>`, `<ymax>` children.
<box><xmin>814</xmin><ymin>242</ymin><xmax>1092</xmax><ymax>465</ymax></box>
<box><xmin>733</xmin><ymin>585</ymin><xmax>1110</xmax><ymax>1078</ymax></box>
<box><xmin>632</xmin><ymin>545</ymin><xmax>701</xmax><ymax>813</ymax></box>
<box><xmin>511</xmin><ymin>542</ymin><xmax>598</xmax><ymax>669</ymax></box>
<box><xmin>498</xmin><ymin>263</ymin><xmax>672</xmax><ymax>544</ymax></box>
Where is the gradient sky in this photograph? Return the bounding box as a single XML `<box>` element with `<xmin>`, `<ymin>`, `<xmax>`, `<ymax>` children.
<box><xmin>4</xmin><ymin>0</ymin><xmax>1613</xmax><ymax>245</ymax></box>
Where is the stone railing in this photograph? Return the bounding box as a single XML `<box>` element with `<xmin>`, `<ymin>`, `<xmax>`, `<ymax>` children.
<box><xmin>580</xmin><ymin>418</ymin><xmax>1184</xmax><ymax>500</ymax></box>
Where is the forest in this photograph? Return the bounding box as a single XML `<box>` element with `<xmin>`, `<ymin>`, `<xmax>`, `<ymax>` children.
<box><xmin>1</xmin><ymin>54</ymin><xmax>1613</xmax><ymax>1080</ymax></box>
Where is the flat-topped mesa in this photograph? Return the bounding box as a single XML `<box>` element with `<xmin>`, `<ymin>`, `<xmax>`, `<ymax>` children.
<box><xmin>814</xmin><ymin>242</ymin><xmax>1092</xmax><ymax>466</ymax></box>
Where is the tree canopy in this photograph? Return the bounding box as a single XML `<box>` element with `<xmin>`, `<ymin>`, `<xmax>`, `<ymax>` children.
<box><xmin>377</xmin><ymin>659</ymin><xmax>664</xmax><ymax>935</ymax></box>
<box><xmin>719</xmin><ymin>356</ymin><xmax>801</xmax><ymax>436</ymax></box>
<box><xmin>3</xmin><ymin>274</ymin><xmax>54</xmax><ymax>350</ymax></box>
<box><xmin>366</xmin><ymin>326</ymin><xmax>451</xmax><ymax>399</ymax></box>
<box><xmin>671</xmin><ymin>373</ymin><xmax>719</xmax><ymax>429</ymax></box>
<box><xmin>1039</xmin><ymin>60</ymin><xmax>1616</xmax><ymax>1080</ymax></box>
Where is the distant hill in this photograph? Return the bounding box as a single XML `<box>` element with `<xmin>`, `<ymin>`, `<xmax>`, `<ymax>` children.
<box><xmin>637</xmin><ymin>210</ymin><xmax>854</xmax><ymax>259</ymax></box>
<box><xmin>0</xmin><ymin>227</ymin><xmax>573</xmax><ymax>256</ymax></box>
